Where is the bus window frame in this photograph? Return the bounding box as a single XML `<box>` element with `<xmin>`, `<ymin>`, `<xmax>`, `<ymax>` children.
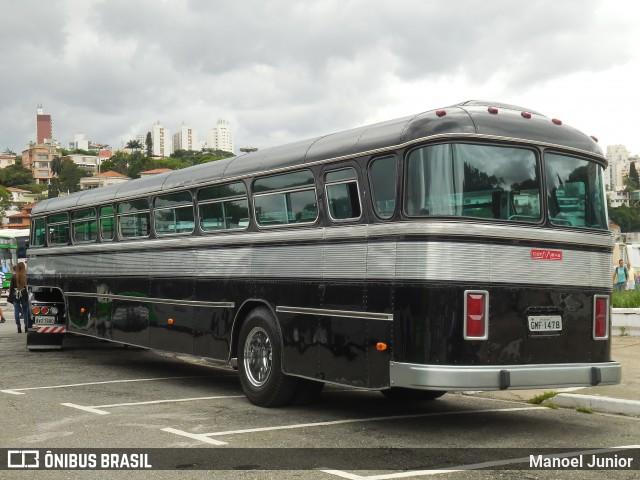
<box><xmin>71</xmin><ymin>207</ymin><xmax>98</xmax><ymax>244</ymax></box>
<box><xmin>99</xmin><ymin>205</ymin><xmax>115</xmax><ymax>242</ymax></box>
<box><xmin>47</xmin><ymin>213</ymin><xmax>70</xmax><ymax>246</ymax></box>
<box><xmin>323</xmin><ymin>167</ymin><xmax>363</xmax><ymax>223</ymax></box>
<box><xmin>252</xmin><ymin>169</ymin><xmax>319</xmax><ymax>229</ymax></box>
<box><xmin>31</xmin><ymin>217</ymin><xmax>47</xmax><ymax>248</ymax></box>
<box><xmin>153</xmin><ymin>191</ymin><xmax>196</xmax><ymax>237</ymax></box>
<box><xmin>117</xmin><ymin>199</ymin><xmax>151</xmax><ymax>240</ymax></box>
<box><xmin>368</xmin><ymin>154</ymin><xmax>398</xmax><ymax>221</ymax></box>
<box><xmin>197</xmin><ymin>181</ymin><xmax>251</xmax><ymax>233</ymax></box>
<box><xmin>401</xmin><ymin>141</ymin><xmax>543</xmax><ymax>225</ymax></box>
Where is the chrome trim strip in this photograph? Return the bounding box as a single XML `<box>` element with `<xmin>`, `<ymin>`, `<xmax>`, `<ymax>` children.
<box><xmin>389</xmin><ymin>361</ymin><xmax>622</xmax><ymax>391</ymax></box>
<box><xmin>64</xmin><ymin>292</ymin><xmax>234</xmax><ymax>309</ymax></box>
<box><xmin>28</xmin><ymin>220</ymin><xmax>614</xmax><ymax>258</ymax></box>
<box><xmin>276</xmin><ymin>306</ymin><xmax>393</xmax><ymax>321</ymax></box>
<box><xmin>30</xmin><ymin>238</ymin><xmax>612</xmax><ymax>288</ymax></box>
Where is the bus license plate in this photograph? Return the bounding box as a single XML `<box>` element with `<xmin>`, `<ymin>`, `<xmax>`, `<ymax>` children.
<box><xmin>528</xmin><ymin>315</ymin><xmax>562</xmax><ymax>332</ymax></box>
<box><xmin>34</xmin><ymin>316</ymin><xmax>56</xmax><ymax>325</ymax></box>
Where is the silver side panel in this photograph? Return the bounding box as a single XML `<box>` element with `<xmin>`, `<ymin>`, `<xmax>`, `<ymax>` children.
<box><xmin>29</xmin><ymin>239</ymin><xmax>612</xmax><ymax>288</ymax></box>
<box><xmin>389</xmin><ymin>361</ymin><xmax>622</xmax><ymax>391</ymax></box>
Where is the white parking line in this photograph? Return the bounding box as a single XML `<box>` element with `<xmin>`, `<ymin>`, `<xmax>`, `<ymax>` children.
<box><xmin>321</xmin><ymin>445</ymin><xmax>640</xmax><ymax>479</ymax></box>
<box><xmin>62</xmin><ymin>394</ymin><xmax>245</xmax><ymax>415</ymax></box>
<box><xmin>162</xmin><ymin>406</ymin><xmax>545</xmax><ymax>446</ymax></box>
<box><xmin>0</xmin><ymin>376</ymin><xmax>213</xmax><ymax>395</ymax></box>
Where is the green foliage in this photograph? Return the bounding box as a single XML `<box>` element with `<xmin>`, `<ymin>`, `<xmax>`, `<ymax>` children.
<box><xmin>630</xmin><ymin>163</ymin><xmax>640</xmax><ymax>190</ymax></box>
<box><xmin>58</xmin><ymin>159</ymin><xmax>91</xmax><ymax>194</ymax></box>
<box><xmin>0</xmin><ymin>162</ymin><xmax>35</xmax><ymax>188</ymax></box>
<box><xmin>576</xmin><ymin>407</ymin><xmax>594</xmax><ymax>414</ymax></box>
<box><xmin>528</xmin><ymin>390</ymin><xmax>558</xmax><ymax>404</ymax></box>
<box><xmin>0</xmin><ymin>185</ymin><xmax>11</xmax><ymax>220</ymax></box>
<box><xmin>57</xmin><ymin>148</ymin><xmax>97</xmax><ymax>157</ymax></box>
<box><xmin>145</xmin><ymin>132</ymin><xmax>153</xmax><ymax>157</ymax></box>
<box><xmin>608</xmin><ymin>204</ymin><xmax>640</xmax><ymax>232</ymax></box>
<box><xmin>611</xmin><ymin>289</ymin><xmax>640</xmax><ymax>308</ymax></box>
<box><xmin>126</xmin><ymin>140</ymin><xmax>143</xmax><ymax>150</ymax></box>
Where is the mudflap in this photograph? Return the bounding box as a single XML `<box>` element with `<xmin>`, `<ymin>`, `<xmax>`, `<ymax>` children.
<box><xmin>26</xmin><ymin>331</ymin><xmax>65</xmax><ymax>351</ymax></box>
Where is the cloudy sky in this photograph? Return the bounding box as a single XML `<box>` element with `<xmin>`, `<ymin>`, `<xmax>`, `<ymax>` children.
<box><xmin>1</xmin><ymin>0</ymin><xmax>639</xmax><ymax>157</ymax></box>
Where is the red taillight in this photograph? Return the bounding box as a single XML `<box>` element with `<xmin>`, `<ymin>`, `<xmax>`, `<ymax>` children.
<box><xmin>593</xmin><ymin>295</ymin><xmax>609</xmax><ymax>340</ymax></box>
<box><xmin>41</xmin><ymin>307</ymin><xmax>50</xmax><ymax>315</ymax></box>
<box><xmin>521</xmin><ymin>111</ymin><xmax>532</xmax><ymax>119</ymax></box>
<box><xmin>436</xmin><ymin>109</ymin><xmax>447</xmax><ymax>117</ymax></box>
<box><xmin>464</xmin><ymin>290</ymin><xmax>488</xmax><ymax>340</ymax></box>
<box><xmin>488</xmin><ymin>106</ymin><xmax>499</xmax><ymax>114</ymax></box>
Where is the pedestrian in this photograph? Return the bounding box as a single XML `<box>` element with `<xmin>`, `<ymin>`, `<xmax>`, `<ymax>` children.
<box><xmin>8</xmin><ymin>262</ymin><xmax>29</xmax><ymax>333</ymax></box>
<box><xmin>613</xmin><ymin>259</ymin><xmax>629</xmax><ymax>292</ymax></box>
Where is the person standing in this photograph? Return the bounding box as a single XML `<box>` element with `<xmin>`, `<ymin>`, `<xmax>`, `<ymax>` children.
<box><xmin>8</xmin><ymin>262</ymin><xmax>29</xmax><ymax>333</ymax></box>
<box><xmin>613</xmin><ymin>259</ymin><xmax>629</xmax><ymax>292</ymax></box>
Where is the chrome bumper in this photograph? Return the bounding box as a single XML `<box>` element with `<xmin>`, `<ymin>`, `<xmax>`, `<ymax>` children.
<box><xmin>389</xmin><ymin>361</ymin><xmax>622</xmax><ymax>391</ymax></box>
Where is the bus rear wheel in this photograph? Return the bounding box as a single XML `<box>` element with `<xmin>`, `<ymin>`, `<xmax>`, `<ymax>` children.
<box><xmin>237</xmin><ymin>307</ymin><xmax>298</xmax><ymax>407</ymax></box>
<box><xmin>381</xmin><ymin>388</ymin><xmax>446</xmax><ymax>401</ymax></box>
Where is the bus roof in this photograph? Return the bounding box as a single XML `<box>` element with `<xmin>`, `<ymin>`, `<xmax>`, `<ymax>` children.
<box><xmin>32</xmin><ymin>100</ymin><xmax>604</xmax><ymax>215</ymax></box>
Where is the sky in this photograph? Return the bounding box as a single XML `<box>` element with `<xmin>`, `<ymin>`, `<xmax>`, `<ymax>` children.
<box><xmin>1</xmin><ymin>0</ymin><xmax>640</xmax><ymax>157</ymax></box>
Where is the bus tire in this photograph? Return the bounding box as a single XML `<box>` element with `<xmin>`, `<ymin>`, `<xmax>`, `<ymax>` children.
<box><xmin>237</xmin><ymin>307</ymin><xmax>298</xmax><ymax>407</ymax></box>
<box><xmin>381</xmin><ymin>388</ymin><xmax>446</xmax><ymax>401</ymax></box>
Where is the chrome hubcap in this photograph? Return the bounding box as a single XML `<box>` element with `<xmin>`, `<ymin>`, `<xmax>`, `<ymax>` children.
<box><xmin>243</xmin><ymin>326</ymin><xmax>272</xmax><ymax>387</ymax></box>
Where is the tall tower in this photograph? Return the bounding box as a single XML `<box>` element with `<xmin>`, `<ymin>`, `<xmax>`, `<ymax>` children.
<box><xmin>208</xmin><ymin>119</ymin><xmax>234</xmax><ymax>153</ymax></box>
<box><xmin>36</xmin><ymin>104</ymin><xmax>52</xmax><ymax>144</ymax></box>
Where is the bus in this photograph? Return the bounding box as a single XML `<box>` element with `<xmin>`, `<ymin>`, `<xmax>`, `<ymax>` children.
<box><xmin>0</xmin><ymin>235</ymin><xmax>17</xmax><ymax>295</ymax></box>
<box><xmin>26</xmin><ymin>100</ymin><xmax>621</xmax><ymax>407</ymax></box>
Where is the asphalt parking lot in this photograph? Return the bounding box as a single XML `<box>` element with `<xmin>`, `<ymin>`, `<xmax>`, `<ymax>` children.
<box><xmin>1</xmin><ymin>301</ymin><xmax>639</xmax><ymax>480</ymax></box>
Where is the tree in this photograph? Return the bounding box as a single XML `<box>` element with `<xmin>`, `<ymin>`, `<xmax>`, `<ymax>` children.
<box><xmin>630</xmin><ymin>163</ymin><xmax>640</xmax><ymax>190</ymax></box>
<box><xmin>145</xmin><ymin>132</ymin><xmax>153</xmax><ymax>157</ymax></box>
<box><xmin>0</xmin><ymin>163</ymin><xmax>34</xmax><ymax>188</ymax></box>
<box><xmin>0</xmin><ymin>185</ymin><xmax>11</xmax><ymax>222</ymax></box>
<box><xmin>58</xmin><ymin>159</ymin><xmax>91</xmax><ymax>194</ymax></box>
<box><xmin>126</xmin><ymin>139</ymin><xmax>143</xmax><ymax>151</ymax></box>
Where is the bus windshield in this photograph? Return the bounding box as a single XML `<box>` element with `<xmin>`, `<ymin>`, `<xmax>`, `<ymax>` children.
<box><xmin>405</xmin><ymin>143</ymin><xmax>541</xmax><ymax>222</ymax></box>
<box><xmin>545</xmin><ymin>153</ymin><xmax>607</xmax><ymax>230</ymax></box>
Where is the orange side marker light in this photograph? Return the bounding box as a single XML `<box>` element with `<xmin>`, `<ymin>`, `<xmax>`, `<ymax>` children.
<box><xmin>376</xmin><ymin>342</ymin><xmax>387</xmax><ymax>351</ymax></box>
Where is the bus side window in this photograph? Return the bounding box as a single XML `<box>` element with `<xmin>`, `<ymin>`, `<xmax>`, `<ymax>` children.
<box><xmin>325</xmin><ymin>167</ymin><xmax>362</xmax><ymax>222</ymax></box>
<box><xmin>31</xmin><ymin>217</ymin><xmax>47</xmax><ymax>247</ymax></box>
<box><xmin>117</xmin><ymin>200</ymin><xmax>151</xmax><ymax>239</ymax></box>
<box><xmin>253</xmin><ymin>170</ymin><xmax>318</xmax><ymax>227</ymax></box>
<box><xmin>47</xmin><ymin>213</ymin><xmax>70</xmax><ymax>246</ymax></box>
<box><xmin>369</xmin><ymin>156</ymin><xmax>397</xmax><ymax>219</ymax></box>
<box><xmin>154</xmin><ymin>191</ymin><xmax>195</xmax><ymax>236</ymax></box>
<box><xmin>198</xmin><ymin>182</ymin><xmax>249</xmax><ymax>231</ymax></box>
<box><xmin>100</xmin><ymin>205</ymin><xmax>115</xmax><ymax>241</ymax></box>
<box><xmin>71</xmin><ymin>208</ymin><xmax>98</xmax><ymax>243</ymax></box>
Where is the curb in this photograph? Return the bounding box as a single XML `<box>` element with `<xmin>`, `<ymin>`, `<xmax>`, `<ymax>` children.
<box><xmin>555</xmin><ymin>393</ymin><xmax>640</xmax><ymax>416</ymax></box>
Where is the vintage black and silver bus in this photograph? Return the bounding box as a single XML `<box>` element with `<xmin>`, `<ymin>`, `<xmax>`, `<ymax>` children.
<box><xmin>27</xmin><ymin>100</ymin><xmax>621</xmax><ymax>407</ymax></box>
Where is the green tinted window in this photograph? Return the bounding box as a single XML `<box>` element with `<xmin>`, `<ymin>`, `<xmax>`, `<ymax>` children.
<box><xmin>72</xmin><ymin>209</ymin><xmax>97</xmax><ymax>243</ymax></box>
<box><xmin>47</xmin><ymin>213</ymin><xmax>69</xmax><ymax>245</ymax></box>
<box><xmin>31</xmin><ymin>218</ymin><xmax>46</xmax><ymax>247</ymax></box>
<box><xmin>100</xmin><ymin>206</ymin><xmax>115</xmax><ymax>241</ymax></box>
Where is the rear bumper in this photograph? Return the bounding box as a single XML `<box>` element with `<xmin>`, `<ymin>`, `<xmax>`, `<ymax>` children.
<box><xmin>389</xmin><ymin>361</ymin><xmax>622</xmax><ymax>391</ymax></box>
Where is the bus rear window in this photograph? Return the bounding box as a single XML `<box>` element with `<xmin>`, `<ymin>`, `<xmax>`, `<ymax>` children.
<box><xmin>405</xmin><ymin>144</ymin><xmax>541</xmax><ymax>223</ymax></box>
<box><xmin>545</xmin><ymin>153</ymin><xmax>607</xmax><ymax>230</ymax></box>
